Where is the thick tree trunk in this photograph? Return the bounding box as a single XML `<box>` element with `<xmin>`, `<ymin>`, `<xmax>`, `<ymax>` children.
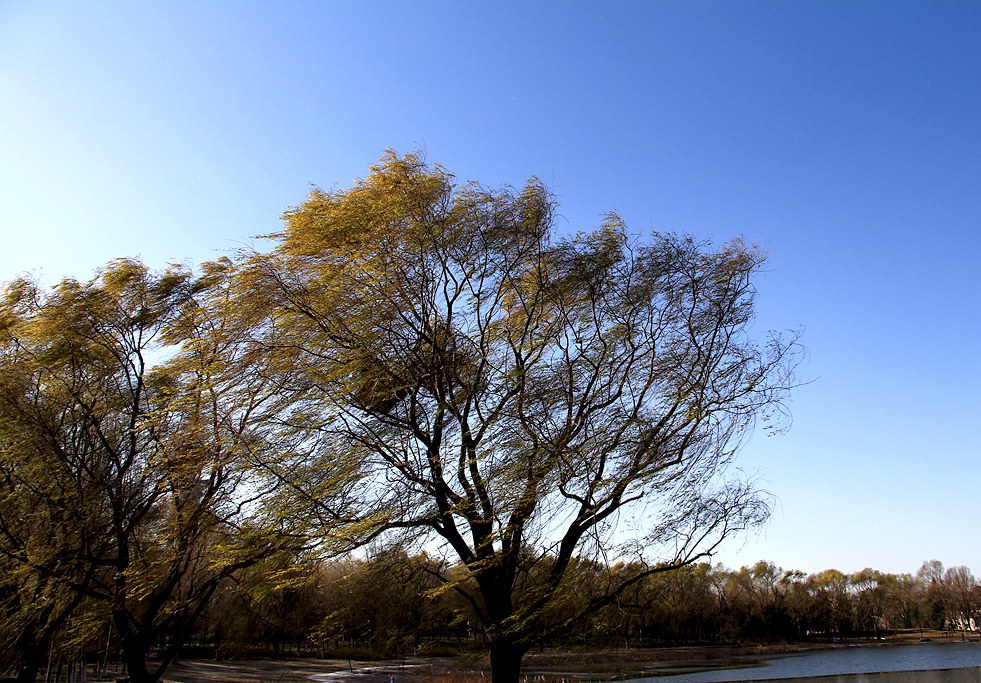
<box><xmin>15</xmin><ymin>622</ymin><xmax>47</xmax><ymax>683</ymax></box>
<box><xmin>123</xmin><ymin>643</ymin><xmax>153</xmax><ymax>683</ymax></box>
<box><xmin>118</xmin><ymin>626</ymin><xmax>161</xmax><ymax>683</ymax></box>
<box><xmin>489</xmin><ymin>638</ymin><xmax>527</xmax><ymax>683</ymax></box>
<box><xmin>16</xmin><ymin>658</ymin><xmax>42</xmax><ymax>683</ymax></box>
<box><xmin>123</xmin><ymin>646</ymin><xmax>155</xmax><ymax>683</ymax></box>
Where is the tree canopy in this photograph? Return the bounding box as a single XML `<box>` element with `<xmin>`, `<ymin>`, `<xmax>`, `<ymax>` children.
<box><xmin>242</xmin><ymin>151</ymin><xmax>801</xmax><ymax>683</ymax></box>
<box><xmin>0</xmin><ymin>260</ymin><xmax>293</xmax><ymax>683</ymax></box>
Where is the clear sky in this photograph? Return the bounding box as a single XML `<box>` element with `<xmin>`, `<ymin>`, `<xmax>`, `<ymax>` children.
<box><xmin>2</xmin><ymin>1</ymin><xmax>979</xmax><ymax>577</ymax></box>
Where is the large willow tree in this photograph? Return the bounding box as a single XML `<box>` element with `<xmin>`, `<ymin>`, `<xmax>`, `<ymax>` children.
<box><xmin>0</xmin><ymin>260</ymin><xmax>291</xmax><ymax>683</ymax></box>
<box><xmin>245</xmin><ymin>152</ymin><xmax>800</xmax><ymax>683</ymax></box>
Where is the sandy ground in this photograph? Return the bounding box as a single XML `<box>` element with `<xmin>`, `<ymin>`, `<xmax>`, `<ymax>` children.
<box><xmin>162</xmin><ymin>658</ymin><xmax>440</xmax><ymax>683</ymax></box>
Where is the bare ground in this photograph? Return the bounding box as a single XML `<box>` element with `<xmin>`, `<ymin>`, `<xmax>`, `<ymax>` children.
<box><xmin>157</xmin><ymin>630</ymin><xmax>976</xmax><ymax>683</ymax></box>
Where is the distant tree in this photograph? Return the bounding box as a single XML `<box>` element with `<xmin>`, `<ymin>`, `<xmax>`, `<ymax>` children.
<box><xmin>733</xmin><ymin>561</ymin><xmax>785</xmax><ymax>639</ymax></box>
<box><xmin>643</xmin><ymin>562</ymin><xmax>718</xmax><ymax>642</ymax></box>
<box><xmin>243</xmin><ymin>152</ymin><xmax>801</xmax><ymax>683</ymax></box>
<box><xmin>779</xmin><ymin>569</ymin><xmax>810</xmax><ymax>638</ymax></box>
<box><xmin>942</xmin><ymin>566</ymin><xmax>977</xmax><ymax>632</ymax></box>
<box><xmin>850</xmin><ymin>568</ymin><xmax>886</xmax><ymax>635</ymax></box>
<box><xmin>315</xmin><ymin>549</ymin><xmax>456</xmax><ymax>655</ymax></box>
<box><xmin>809</xmin><ymin>569</ymin><xmax>850</xmax><ymax>635</ymax></box>
<box><xmin>886</xmin><ymin>573</ymin><xmax>921</xmax><ymax>629</ymax></box>
<box><xmin>210</xmin><ymin>550</ymin><xmax>329</xmax><ymax>656</ymax></box>
<box><xmin>918</xmin><ymin>560</ymin><xmax>949</xmax><ymax>629</ymax></box>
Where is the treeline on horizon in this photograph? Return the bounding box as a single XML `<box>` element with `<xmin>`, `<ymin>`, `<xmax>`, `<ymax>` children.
<box><xmin>188</xmin><ymin>551</ymin><xmax>979</xmax><ymax>659</ymax></box>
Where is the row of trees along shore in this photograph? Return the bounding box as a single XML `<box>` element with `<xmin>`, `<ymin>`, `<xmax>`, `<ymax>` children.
<box><xmin>0</xmin><ymin>152</ymin><xmax>812</xmax><ymax>683</ymax></box>
<box><xmin>200</xmin><ymin>554</ymin><xmax>981</xmax><ymax>656</ymax></box>
<box><xmin>4</xmin><ymin>546</ymin><xmax>980</xmax><ymax>682</ymax></box>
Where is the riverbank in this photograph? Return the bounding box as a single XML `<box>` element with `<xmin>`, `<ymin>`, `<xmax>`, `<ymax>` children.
<box><xmin>161</xmin><ymin>631</ymin><xmax>980</xmax><ymax>683</ymax></box>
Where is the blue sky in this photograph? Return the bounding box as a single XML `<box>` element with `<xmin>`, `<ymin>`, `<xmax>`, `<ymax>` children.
<box><xmin>2</xmin><ymin>1</ymin><xmax>979</xmax><ymax>577</ymax></box>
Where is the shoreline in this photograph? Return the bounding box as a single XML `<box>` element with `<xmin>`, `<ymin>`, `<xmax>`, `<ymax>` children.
<box><xmin>161</xmin><ymin>631</ymin><xmax>981</xmax><ymax>683</ymax></box>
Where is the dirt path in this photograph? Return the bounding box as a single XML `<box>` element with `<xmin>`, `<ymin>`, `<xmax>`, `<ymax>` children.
<box><xmin>162</xmin><ymin>658</ymin><xmax>447</xmax><ymax>683</ymax></box>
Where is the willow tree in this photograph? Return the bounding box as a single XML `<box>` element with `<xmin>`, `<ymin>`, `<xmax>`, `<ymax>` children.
<box><xmin>0</xmin><ymin>260</ymin><xmax>290</xmax><ymax>683</ymax></box>
<box><xmin>249</xmin><ymin>152</ymin><xmax>800</xmax><ymax>683</ymax></box>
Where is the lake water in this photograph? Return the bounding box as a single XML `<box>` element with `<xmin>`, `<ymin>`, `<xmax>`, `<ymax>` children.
<box><xmin>633</xmin><ymin>642</ymin><xmax>981</xmax><ymax>682</ymax></box>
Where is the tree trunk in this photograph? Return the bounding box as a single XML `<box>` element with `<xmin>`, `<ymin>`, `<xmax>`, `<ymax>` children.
<box><xmin>16</xmin><ymin>657</ymin><xmax>42</xmax><ymax>683</ymax></box>
<box><xmin>489</xmin><ymin>638</ymin><xmax>527</xmax><ymax>683</ymax></box>
<box><xmin>15</xmin><ymin>622</ymin><xmax>47</xmax><ymax>683</ymax></box>
<box><xmin>121</xmin><ymin>632</ymin><xmax>156</xmax><ymax>683</ymax></box>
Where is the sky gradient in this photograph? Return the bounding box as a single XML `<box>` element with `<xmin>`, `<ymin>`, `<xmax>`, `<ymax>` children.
<box><xmin>2</xmin><ymin>1</ymin><xmax>979</xmax><ymax>577</ymax></box>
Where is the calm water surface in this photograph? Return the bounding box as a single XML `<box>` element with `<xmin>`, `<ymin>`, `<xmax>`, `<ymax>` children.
<box><xmin>634</xmin><ymin>642</ymin><xmax>981</xmax><ymax>682</ymax></box>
